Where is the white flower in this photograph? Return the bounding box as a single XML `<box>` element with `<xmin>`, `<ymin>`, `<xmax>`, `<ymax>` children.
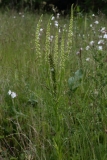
<box><xmin>76</xmin><ymin>52</ymin><xmax>79</xmax><ymax>55</ymax></box>
<box><xmin>90</xmin><ymin>24</ymin><xmax>92</xmax><ymax>27</ymax></box>
<box><xmin>90</xmin><ymin>41</ymin><xmax>94</xmax><ymax>46</ymax></box>
<box><xmin>99</xmin><ymin>35</ymin><xmax>103</xmax><ymax>39</ymax></box>
<box><xmin>98</xmin><ymin>46</ymin><xmax>102</xmax><ymax>50</ymax></box>
<box><xmin>94</xmin><ymin>21</ymin><xmax>99</xmax><ymax>24</ymax></box>
<box><xmin>19</xmin><ymin>12</ymin><xmax>22</xmax><ymax>15</ymax></box>
<box><xmin>92</xmin><ymin>14</ymin><xmax>95</xmax><ymax>17</ymax></box>
<box><xmin>57</xmin><ymin>13</ymin><xmax>60</xmax><ymax>19</ymax></box>
<box><xmin>100</xmin><ymin>27</ymin><xmax>106</xmax><ymax>33</ymax></box>
<box><xmin>51</xmin><ymin>16</ymin><xmax>55</xmax><ymax>20</ymax></box>
<box><xmin>22</xmin><ymin>15</ymin><xmax>24</xmax><ymax>18</ymax></box>
<box><xmin>40</xmin><ymin>28</ymin><xmax>43</xmax><ymax>32</ymax></box>
<box><xmin>86</xmin><ymin>46</ymin><xmax>90</xmax><ymax>50</ymax></box>
<box><xmin>86</xmin><ymin>58</ymin><xmax>90</xmax><ymax>61</ymax></box>
<box><xmin>11</xmin><ymin>92</ymin><xmax>17</xmax><ymax>98</ymax></box>
<box><xmin>54</xmin><ymin>21</ymin><xmax>58</xmax><ymax>27</ymax></box>
<box><xmin>103</xmin><ymin>34</ymin><xmax>107</xmax><ymax>39</ymax></box>
<box><xmin>49</xmin><ymin>35</ymin><xmax>54</xmax><ymax>42</ymax></box>
<box><xmin>8</xmin><ymin>90</ymin><xmax>12</xmax><ymax>95</ymax></box>
<box><xmin>98</xmin><ymin>40</ymin><xmax>104</xmax><ymax>45</ymax></box>
<box><xmin>59</xmin><ymin>28</ymin><xmax>61</xmax><ymax>33</ymax></box>
<box><xmin>8</xmin><ymin>90</ymin><xmax>17</xmax><ymax>98</ymax></box>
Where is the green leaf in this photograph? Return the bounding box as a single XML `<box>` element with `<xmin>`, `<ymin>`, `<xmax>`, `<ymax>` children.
<box><xmin>68</xmin><ymin>69</ymin><xmax>83</xmax><ymax>91</ymax></box>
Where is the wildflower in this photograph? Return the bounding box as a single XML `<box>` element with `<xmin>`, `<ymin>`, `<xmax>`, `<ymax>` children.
<box><xmin>11</xmin><ymin>92</ymin><xmax>17</xmax><ymax>98</ymax></box>
<box><xmin>98</xmin><ymin>40</ymin><xmax>104</xmax><ymax>45</ymax></box>
<box><xmin>40</xmin><ymin>28</ymin><xmax>43</xmax><ymax>32</ymax></box>
<box><xmin>76</xmin><ymin>51</ymin><xmax>80</xmax><ymax>55</ymax></box>
<box><xmin>92</xmin><ymin>14</ymin><xmax>95</xmax><ymax>17</ymax></box>
<box><xmin>94</xmin><ymin>21</ymin><xmax>99</xmax><ymax>24</ymax></box>
<box><xmin>103</xmin><ymin>34</ymin><xmax>107</xmax><ymax>39</ymax></box>
<box><xmin>100</xmin><ymin>27</ymin><xmax>106</xmax><ymax>33</ymax></box>
<box><xmin>8</xmin><ymin>90</ymin><xmax>17</xmax><ymax>98</ymax></box>
<box><xmin>90</xmin><ymin>41</ymin><xmax>94</xmax><ymax>46</ymax></box>
<box><xmin>90</xmin><ymin>24</ymin><xmax>92</xmax><ymax>27</ymax></box>
<box><xmin>54</xmin><ymin>21</ymin><xmax>58</xmax><ymax>27</ymax></box>
<box><xmin>51</xmin><ymin>16</ymin><xmax>55</xmax><ymax>20</ymax></box>
<box><xmin>98</xmin><ymin>46</ymin><xmax>102</xmax><ymax>50</ymax></box>
<box><xmin>57</xmin><ymin>13</ymin><xmax>60</xmax><ymax>19</ymax></box>
<box><xmin>22</xmin><ymin>15</ymin><xmax>24</xmax><ymax>18</ymax></box>
<box><xmin>80</xmin><ymin>48</ymin><xmax>83</xmax><ymax>51</ymax></box>
<box><xmin>99</xmin><ymin>35</ymin><xmax>103</xmax><ymax>39</ymax></box>
<box><xmin>19</xmin><ymin>12</ymin><xmax>22</xmax><ymax>15</ymax></box>
<box><xmin>86</xmin><ymin>58</ymin><xmax>90</xmax><ymax>61</ymax></box>
<box><xmin>49</xmin><ymin>35</ymin><xmax>54</xmax><ymax>42</ymax></box>
<box><xmin>86</xmin><ymin>46</ymin><xmax>90</xmax><ymax>50</ymax></box>
<box><xmin>8</xmin><ymin>90</ymin><xmax>12</xmax><ymax>95</ymax></box>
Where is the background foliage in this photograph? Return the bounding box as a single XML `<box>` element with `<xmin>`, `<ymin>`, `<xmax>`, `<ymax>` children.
<box><xmin>0</xmin><ymin>0</ymin><xmax>107</xmax><ymax>14</ymax></box>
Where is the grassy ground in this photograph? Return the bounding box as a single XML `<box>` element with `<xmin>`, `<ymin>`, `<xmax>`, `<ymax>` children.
<box><xmin>0</xmin><ymin>10</ymin><xmax>107</xmax><ymax>160</ymax></box>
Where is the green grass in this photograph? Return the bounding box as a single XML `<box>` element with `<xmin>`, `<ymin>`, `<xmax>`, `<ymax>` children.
<box><xmin>0</xmin><ymin>10</ymin><xmax>107</xmax><ymax>160</ymax></box>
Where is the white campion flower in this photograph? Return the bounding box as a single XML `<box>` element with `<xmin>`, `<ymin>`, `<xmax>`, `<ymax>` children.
<box><xmin>99</xmin><ymin>35</ymin><xmax>103</xmax><ymax>39</ymax></box>
<box><xmin>8</xmin><ymin>90</ymin><xmax>17</xmax><ymax>98</ymax></box>
<box><xmin>98</xmin><ymin>40</ymin><xmax>104</xmax><ymax>45</ymax></box>
<box><xmin>11</xmin><ymin>92</ymin><xmax>17</xmax><ymax>98</ymax></box>
<box><xmin>94</xmin><ymin>21</ymin><xmax>99</xmax><ymax>24</ymax></box>
<box><xmin>90</xmin><ymin>24</ymin><xmax>93</xmax><ymax>27</ymax></box>
<box><xmin>90</xmin><ymin>41</ymin><xmax>94</xmax><ymax>46</ymax></box>
<box><xmin>51</xmin><ymin>16</ymin><xmax>55</xmax><ymax>20</ymax></box>
<box><xmin>100</xmin><ymin>27</ymin><xmax>106</xmax><ymax>33</ymax></box>
<box><xmin>8</xmin><ymin>90</ymin><xmax>12</xmax><ymax>95</ymax></box>
<box><xmin>57</xmin><ymin>13</ymin><xmax>60</xmax><ymax>19</ymax></box>
<box><xmin>40</xmin><ymin>28</ymin><xmax>43</xmax><ymax>32</ymax></box>
<box><xmin>92</xmin><ymin>14</ymin><xmax>95</xmax><ymax>17</ymax></box>
<box><xmin>49</xmin><ymin>35</ymin><xmax>54</xmax><ymax>42</ymax></box>
<box><xmin>98</xmin><ymin>46</ymin><xmax>102</xmax><ymax>50</ymax></box>
<box><xmin>103</xmin><ymin>34</ymin><xmax>107</xmax><ymax>39</ymax></box>
<box><xmin>86</xmin><ymin>46</ymin><xmax>90</xmax><ymax>50</ymax></box>
<box><xmin>86</xmin><ymin>58</ymin><xmax>90</xmax><ymax>61</ymax></box>
<box><xmin>54</xmin><ymin>21</ymin><xmax>58</xmax><ymax>27</ymax></box>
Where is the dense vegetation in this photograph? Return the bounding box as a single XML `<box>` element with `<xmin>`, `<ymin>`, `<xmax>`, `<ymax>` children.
<box><xmin>0</xmin><ymin>0</ymin><xmax>107</xmax><ymax>14</ymax></box>
<box><xmin>1</xmin><ymin>6</ymin><xmax>107</xmax><ymax>159</ymax></box>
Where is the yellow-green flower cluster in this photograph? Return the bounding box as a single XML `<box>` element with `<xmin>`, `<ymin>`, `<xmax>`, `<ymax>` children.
<box><xmin>45</xmin><ymin>19</ymin><xmax>51</xmax><ymax>63</ymax></box>
<box><xmin>60</xmin><ymin>34</ymin><xmax>65</xmax><ymax>73</ymax></box>
<box><xmin>54</xmin><ymin>31</ymin><xmax>59</xmax><ymax>69</ymax></box>
<box><xmin>67</xmin><ymin>5</ymin><xmax>73</xmax><ymax>57</ymax></box>
<box><xmin>35</xmin><ymin>15</ymin><xmax>43</xmax><ymax>63</ymax></box>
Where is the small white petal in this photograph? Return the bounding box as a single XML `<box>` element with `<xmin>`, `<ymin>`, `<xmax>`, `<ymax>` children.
<box><xmin>8</xmin><ymin>90</ymin><xmax>11</xmax><ymax>95</ymax></box>
<box><xmin>98</xmin><ymin>46</ymin><xmax>102</xmax><ymax>50</ymax></box>
<box><xmin>86</xmin><ymin>46</ymin><xmax>90</xmax><ymax>50</ymax></box>
<box><xmin>98</xmin><ymin>40</ymin><xmax>104</xmax><ymax>44</ymax></box>
<box><xmin>92</xmin><ymin>14</ymin><xmax>95</xmax><ymax>17</ymax></box>
<box><xmin>11</xmin><ymin>92</ymin><xmax>17</xmax><ymax>98</ymax></box>
<box><xmin>40</xmin><ymin>28</ymin><xmax>43</xmax><ymax>32</ymax></box>
<box><xmin>86</xmin><ymin>58</ymin><xmax>90</xmax><ymax>61</ymax></box>
<box><xmin>94</xmin><ymin>21</ymin><xmax>99</xmax><ymax>24</ymax></box>
<box><xmin>51</xmin><ymin>16</ymin><xmax>55</xmax><ymax>20</ymax></box>
<box><xmin>103</xmin><ymin>34</ymin><xmax>107</xmax><ymax>39</ymax></box>
<box><xmin>90</xmin><ymin>41</ymin><xmax>94</xmax><ymax>46</ymax></box>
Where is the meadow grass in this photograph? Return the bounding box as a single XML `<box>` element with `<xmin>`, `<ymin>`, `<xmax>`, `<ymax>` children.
<box><xmin>0</xmin><ymin>10</ymin><xmax>107</xmax><ymax>160</ymax></box>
